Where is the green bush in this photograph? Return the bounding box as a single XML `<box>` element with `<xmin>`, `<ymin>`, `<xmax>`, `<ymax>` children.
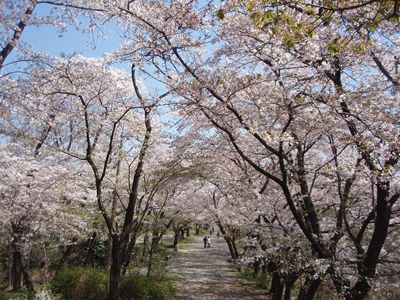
<box><xmin>120</xmin><ymin>272</ymin><xmax>176</xmax><ymax>300</ymax></box>
<box><xmin>0</xmin><ymin>291</ymin><xmax>34</xmax><ymax>300</ymax></box>
<box><xmin>50</xmin><ymin>267</ymin><xmax>108</xmax><ymax>300</ymax></box>
<box><xmin>49</xmin><ymin>267</ymin><xmax>176</xmax><ymax>300</ymax></box>
<box><xmin>239</xmin><ymin>267</ymin><xmax>271</xmax><ymax>290</ymax></box>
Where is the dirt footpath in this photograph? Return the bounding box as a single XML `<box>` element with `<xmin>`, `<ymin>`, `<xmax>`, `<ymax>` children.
<box><xmin>168</xmin><ymin>235</ymin><xmax>268</xmax><ymax>300</ymax></box>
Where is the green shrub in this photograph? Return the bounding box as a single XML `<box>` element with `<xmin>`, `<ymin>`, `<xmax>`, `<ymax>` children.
<box><xmin>50</xmin><ymin>267</ymin><xmax>108</xmax><ymax>300</ymax></box>
<box><xmin>49</xmin><ymin>267</ymin><xmax>176</xmax><ymax>300</ymax></box>
<box><xmin>239</xmin><ymin>267</ymin><xmax>271</xmax><ymax>290</ymax></box>
<box><xmin>0</xmin><ymin>291</ymin><xmax>34</xmax><ymax>300</ymax></box>
<box><xmin>120</xmin><ymin>272</ymin><xmax>176</xmax><ymax>300</ymax></box>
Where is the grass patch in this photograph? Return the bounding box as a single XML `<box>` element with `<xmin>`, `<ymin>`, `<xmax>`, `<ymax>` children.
<box><xmin>48</xmin><ymin>266</ymin><xmax>177</xmax><ymax>300</ymax></box>
<box><xmin>0</xmin><ymin>291</ymin><xmax>35</xmax><ymax>300</ymax></box>
<box><xmin>50</xmin><ymin>267</ymin><xmax>108</xmax><ymax>300</ymax></box>
<box><xmin>238</xmin><ymin>267</ymin><xmax>271</xmax><ymax>290</ymax></box>
<box><xmin>120</xmin><ymin>272</ymin><xmax>176</xmax><ymax>300</ymax></box>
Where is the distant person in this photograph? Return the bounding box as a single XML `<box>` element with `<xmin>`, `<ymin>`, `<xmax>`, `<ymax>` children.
<box><xmin>217</xmin><ymin>231</ymin><xmax>220</xmax><ymax>239</ymax></box>
<box><xmin>203</xmin><ymin>236</ymin><xmax>208</xmax><ymax>248</ymax></box>
<box><xmin>206</xmin><ymin>236</ymin><xmax>212</xmax><ymax>248</ymax></box>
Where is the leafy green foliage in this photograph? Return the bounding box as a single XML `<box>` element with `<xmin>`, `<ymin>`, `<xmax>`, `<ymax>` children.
<box><xmin>0</xmin><ymin>291</ymin><xmax>35</xmax><ymax>300</ymax></box>
<box><xmin>216</xmin><ymin>9</ymin><xmax>224</xmax><ymax>20</ymax></box>
<box><xmin>50</xmin><ymin>267</ymin><xmax>108</xmax><ymax>300</ymax></box>
<box><xmin>120</xmin><ymin>272</ymin><xmax>176</xmax><ymax>300</ymax></box>
<box><xmin>327</xmin><ymin>39</ymin><xmax>341</xmax><ymax>54</ymax></box>
<box><xmin>239</xmin><ymin>267</ymin><xmax>271</xmax><ymax>290</ymax></box>
<box><xmin>49</xmin><ymin>266</ymin><xmax>176</xmax><ymax>300</ymax></box>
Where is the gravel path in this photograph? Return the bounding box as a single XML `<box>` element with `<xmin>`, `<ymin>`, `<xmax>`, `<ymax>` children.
<box><xmin>168</xmin><ymin>235</ymin><xmax>268</xmax><ymax>300</ymax></box>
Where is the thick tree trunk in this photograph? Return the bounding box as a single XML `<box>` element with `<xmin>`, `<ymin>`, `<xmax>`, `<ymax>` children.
<box><xmin>270</xmin><ymin>272</ymin><xmax>284</xmax><ymax>300</ymax></box>
<box><xmin>108</xmin><ymin>236</ymin><xmax>121</xmax><ymax>300</ymax></box>
<box><xmin>348</xmin><ymin>182</ymin><xmax>392</xmax><ymax>300</ymax></box>
<box><xmin>253</xmin><ymin>258</ymin><xmax>261</xmax><ymax>277</ymax></box>
<box><xmin>297</xmin><ymin>275</ymin><xmax>322</xmax><ymax>300</ymax></box>
<box><xmin>173</xmin><ymin>230</ymin><xmax>179</xmax><ymax>251</ymax></box>
<box><xmin>223</xmin><ymin>236</ymin><xmax>238</xmax><ymax>260</ymax></box>
<box><xmin>105</xmin><ymin>236</ymin><xmax>112</xmax><ymax>267</ymax></box>
<box><xmin>12</xmin><ymin>250</ymin><xmax>22</xmax><ymax>291</ymax></box>
<box><xmin>284</xmin><ymin>276</ymin><xmax>298</xmax><ymax>300</ymax></box>
<box><xmin>348</xmin><ymin>277</ymin><xmax>371</xmax><ymax>300</ymax></box>
<box><xmin>195</xmin><ymin>224</ymin><xmax>200</xmax><ymax>235</ymax></box>
<box><xmin>21</xmin><ymin>260</ymin><xmax>34</xmax><ymax>292</ymax></box>
<box><xmin>11</xmin><ymin>246</ymin><xmax>34</xmax><ymax>292</ymax></box>
<box><xmin>216</xmin><ymin>222</ymin><xmax>238</xmax><ymax>259</ymax></box>
<box><xmin>231</xmin><ymin>239</ymin><xmax>239</xmax><ymax>258</ymax></box>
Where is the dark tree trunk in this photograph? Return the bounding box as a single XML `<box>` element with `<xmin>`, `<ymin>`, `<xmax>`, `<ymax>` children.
<box><xmin>186</xmin><ymin>227</ymin><xmax>190</xmax><ymax>237</ymax></box>
<box><xmin>105</xmin><ymin>236</ymin><xmax>112</xmax><ymax>267</ymax></box>
<box><xmin>284</xmin><ymin>276</ymin><xmax>298</xmax><ymax>300</ymax></box>
<box><xmin>84</xmin><ymin>232</ymin><xmax>97</xmax><ymax>267</ymax></box>
<box><xmin>270</xmin><ymin>272</ymin><xmax>284</xmax><ymax>300</ymax></box>
<box><xmin>216</xmin><ymin>222</ymin><xmax>238</xmax><ymax>260</ymax></box>
<box><xmin>12</xmin><ymin>250</ymin><xmax>22</xmax><ymax>291</ymax></box>
<box><xmin>121</xmin><ymin>235</ymin><xmax>137</xmax><ymax>274</ymax></box>
<box><xmin>173</xmin><ymin>230</ymin><xmax>179</xmax><ymax>251</ymax></box>
<box><xmin>142</xmin><ymin>233</ymin><xmax>150</xmax><ymax>257</ymax></box>
<box><xmin>11</xmin><ymin>246</ymin><xmax>34</xmax><ymax>292</ymax></box>
<box><xmin>108</xmin><ymin>236</ymin><xmax>121</xmax><ymax>300</ymax></box>
<box><xmin>253</xmin><ymin>258</ymin><xmax>261</xmax><ymax>277</ymax></box>
<box><xmin>147</xmin><ymin>245</ymin><xmax>154</xmax><ymax>277</ymax></box>
<box><xmin>297</xmin><ymin>275</ymin><xmax>322</xmax><ymax>300</ymax></box>
<box><xmin>348</xmin><ymin>277</ymin><xmax>370</xmax><ymax>300</ymax></box>
<box><xmin>225</xmin><ymin>238</ymin><xmax>237</xmax><ymax>260</ymax></box>
<box><xmin>57</xmin><ymin>237</ymin><xmax>77</xmax><ymax>270</ymax></box>
<box><xmin>147</xmin><ymin>236</ymin><xmax>160</xmax><ymax>277</ymax></box>
<box><xmin>348</xmin><ymin>182</ymin><xmax>392</xmax><ymax>300</ymax></box>
<box><xmin>21</xmin><ymin>259</ymin><xmax>34</xmax><ymax>292</ymax></box>
<box><xmin>262</xmin><ymin>259</ymin><xmax>267</xmax><ymax>274</ymax></box>
<box><xmin>231</xmin><ymin>239</ymin><xmax>239</xmax><ymax>258</ymax></box>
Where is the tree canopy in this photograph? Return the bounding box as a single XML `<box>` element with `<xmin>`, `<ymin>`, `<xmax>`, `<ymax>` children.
<box><xmin>0</xmin><ymin>1</ymin><xmax>399</xmax><ymax>299</ymax></box>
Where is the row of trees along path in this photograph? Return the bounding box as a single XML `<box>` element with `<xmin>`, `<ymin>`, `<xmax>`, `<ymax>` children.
<box><xmin>168</xmin><ymin>235</ymin><xmax>267</xmax><ymax>299</ymax></box>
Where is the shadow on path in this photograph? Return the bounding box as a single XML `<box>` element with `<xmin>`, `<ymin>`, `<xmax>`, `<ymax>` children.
<box><xmin>168</xmin><ymin>235</ymin><xmax>268</xmax><ymax>300</ymax></box>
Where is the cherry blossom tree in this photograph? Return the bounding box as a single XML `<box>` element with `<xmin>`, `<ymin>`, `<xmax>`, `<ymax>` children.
<box><xmin>0</xmin><ymin>144</ymin><xmax>94</xmax><ymax>291</ymax></box>
<box><xmin>110</xmin><ymin>1</ymin><xmax>400</xmax><ymax>298</ymax></box>
<box><xmin>1</xmin><ymin>1</ymin><xmax>399</xmax><ymax>299</ymax></box>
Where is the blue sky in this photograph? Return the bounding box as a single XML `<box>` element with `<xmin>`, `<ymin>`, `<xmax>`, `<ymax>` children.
<box><xmin>22</xmin><ymin>22</ymin><xmax>121</xmax><ymax>58</ymax></box>
<box><xmin>22</xmin><ymin>4</ymin><xmax>122</xmax><ymax>58</ymax></box>
<box><xmin>2</xmin><ymin>3</ymin><xmax>131</xmax><ymax>74</ymax></box>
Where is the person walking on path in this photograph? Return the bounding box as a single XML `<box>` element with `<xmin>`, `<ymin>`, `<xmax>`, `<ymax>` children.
<box><xmin>206</xmin><ymin>236</ymin><xmax>212</xmax><ymax>248</ymax></box>
<box><xmin>203</xmin><ymin>236</ymin><xmax>208</xmax><ymax>248</ymax></box>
